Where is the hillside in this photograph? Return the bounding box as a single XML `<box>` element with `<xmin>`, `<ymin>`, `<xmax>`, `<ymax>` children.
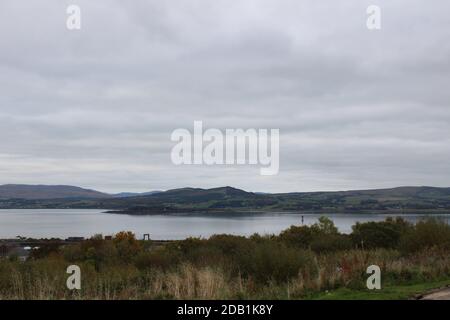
<box><xmin>0</xmin><ymin>184</ymin><xmax>111</xmax><ymax>200</ymax></box>
<box><xmin>1</xmin><ymin>185</ymin><xmax>450</xmax><ymax>213</ymax></box>
<box><xmin>113</xmin><ymin>191</ymin><xmax>162</xmax><ymax>198</ymax></box>
<box><xmin>273</xmin><ymin>186</ymin><xmax>450</xmax><ymax>212</ymax></box>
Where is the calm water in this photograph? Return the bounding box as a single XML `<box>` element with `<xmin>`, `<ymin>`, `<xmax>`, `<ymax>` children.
<box><xmin>0</xmin><ymin>209</ymin><xmax>449</xmax><ymax>240</ymax></box>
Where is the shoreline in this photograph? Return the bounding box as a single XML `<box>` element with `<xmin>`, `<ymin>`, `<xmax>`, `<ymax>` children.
<box><xmin>105</xmin><ymin>208</ymin><xmax>450</xmax><ymax>215</ymax></box>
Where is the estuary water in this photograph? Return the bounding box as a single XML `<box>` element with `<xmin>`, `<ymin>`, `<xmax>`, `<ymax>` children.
<box><xmin>0</xmin><ymin>209</ymin><xmax>448</xmax><ymax>240</ymax></box>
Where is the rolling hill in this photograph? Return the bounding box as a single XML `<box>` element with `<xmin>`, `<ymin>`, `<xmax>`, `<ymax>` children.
<box><xmin>0</xmin><ymin>185</ymin><xmax>450</xmax><ymax>213</ymax></box>
<box><xmin>0</xmin><ymin>184</ymin><xmax>111</xmax><ymax>200</ymax></box>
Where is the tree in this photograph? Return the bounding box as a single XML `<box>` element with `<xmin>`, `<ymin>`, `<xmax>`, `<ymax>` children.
<box><xmin>311</xmin><ymin>216</ymin><xmax>338</xmax><ymax>235</ymax></box>
<box><xmin>113</xmin><ymin>231</ymin><xmax>141</xmax><ymax>261</ymax></box>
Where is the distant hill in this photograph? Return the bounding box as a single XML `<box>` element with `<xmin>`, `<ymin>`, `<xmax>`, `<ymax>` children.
<box><xmin>0</xmin><ymin>184</ymin><xmax>111</xmax><ymax>200</ymax></box>
<box><xmin>141</xmin><ymin>186</ymin><xmax>255</xmax><ymax>202</ymax></box>
<box><xmin>94</xmin><ymin>185</ymin><xmax>450</xmax><ymax>213</ymax></box>
<box><xmin>113</xmin><ymin>191</ymin><xmax>163</xmax><ymax>198</ymax></box>
<box><xmin>1</xmin><ymin>185</ymin><xmax>450</xmax><ymax>213</ymax></box>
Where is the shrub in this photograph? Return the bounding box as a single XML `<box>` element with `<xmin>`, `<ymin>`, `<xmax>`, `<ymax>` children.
<box><xmin>238</xmin><ymin>241</ymin><xmax>316</xmax><ymax>283</ymax></box>
<box><xmin>310</xmin><ymin>234</ymin><xmax>353</xmax><ymax>253</ymax></box>
<box><xmin>311</xmin><ymin>216</ymin><xmax>339</xmax><ymax>235</ymax></box>
<box><xmin>351</xmin><ymin>218</ymin><xmax>411</xmax><ymax>249</ymax></box>
<box><xmin>278</xmin><ymin>216</ymin><xmax>340</xmax><ymax>249</ymax></box>
<box><xmin>278</xmin><ymin>225</ymin><xmax>315</xmax><ymax>248</ymax></box>
<box><xmin>399</xmin><ymin>218</ymin><xmax>450</xmax><ymax>253</ymax></box>
<box><xmin>134</xmin><ymin>248</ymin><xmax>180</xmax><ymax>270</ymax></box>
<box><xmin>29</xmin><ymin>243</ymin><xmax>60</xmax><ymax>259</ymax></box>
<box><xmin>113</xmin><ymin>231</ymin><xmax>142</xmax><ymax>261</ymax></box>
<box><xmin>176</xmin><ymin>235</ymin><xmax>254</xmax><ymax>270</ymax></box>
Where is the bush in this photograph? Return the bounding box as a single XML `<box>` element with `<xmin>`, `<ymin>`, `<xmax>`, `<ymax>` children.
<box><xmin>351</xmin><ymin>218</ymin><xmax>411</xmax><ymax>249</ymax></box>
<box><xmin>113</xmin><ymin>231</ymin><xmax>142</xmax><ymax>261</ymax></box>
<box><xmin>176</xmin><ymin>235</ymin><xmax>254</xmax><ymax>270</ymax></box>
<box><xmin>238</xmin><ymin>241</ymin><xmax>316</xmax><ymax>283</ymax></box>
<box><xmin>399</xmin><ymin>218</ymin><xmax>450</xmax><ymax>253</ymax></box>
<box><xmin>134</xmin><ymin>248</ymin><xmax>180</xmax><ymax>270</ymax></box>
<box><xmin>278</xmin><ymin>217</ymin><xmax>339</xmax><ymax>247</ymax></box>
<box><xmin>278</xmin><ymin>225</ymin><xmax>315</xmax><ymax>248</ymax></box>
<box><xmin>310</xmin><ymin>234</ymin><xmax>353</xmax><ymax>253</ymax></box>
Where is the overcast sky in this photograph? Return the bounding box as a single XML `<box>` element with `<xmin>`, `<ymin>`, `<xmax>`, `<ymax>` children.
<box><xmin>0</xmin><ymin>0</ymin><xmax>449</xmax><ymax>193</ymax></box>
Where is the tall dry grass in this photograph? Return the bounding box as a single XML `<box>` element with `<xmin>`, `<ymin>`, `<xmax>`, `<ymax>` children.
<box><xmin>1</xmin><ymin>248</ymin><xmax>449</xmax><ymax>300</ymax></box>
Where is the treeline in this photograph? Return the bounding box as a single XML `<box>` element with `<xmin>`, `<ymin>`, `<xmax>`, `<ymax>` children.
<box><xmin>1</xmin><ymin>217</ymin><xmax>450</xmax><ymax>299</ymax></box>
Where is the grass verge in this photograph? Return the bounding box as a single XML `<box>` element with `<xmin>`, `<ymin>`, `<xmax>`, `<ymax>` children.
<box><xmin>308</xmin><ymin>279</ymin><xmax>450</xmax><ymax>300</ymax></box>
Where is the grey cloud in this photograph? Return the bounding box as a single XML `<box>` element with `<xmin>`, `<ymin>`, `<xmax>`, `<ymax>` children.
<box><xmin>0</xmin><ymin>0</ymin><xmax>449</xmax><ymax>192</ymax></box>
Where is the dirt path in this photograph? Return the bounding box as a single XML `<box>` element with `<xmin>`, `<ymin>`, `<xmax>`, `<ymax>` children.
<box><xmin>419</xmin><ymin>287</ymin><xmax>450</xmax><ymax>300</ymax></box>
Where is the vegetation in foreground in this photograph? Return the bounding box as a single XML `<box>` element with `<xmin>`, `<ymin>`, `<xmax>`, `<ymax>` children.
<box><xmin>1</xmin><ymin>218</ymin><xmax>449</xmax><ymax>300</ymax></box>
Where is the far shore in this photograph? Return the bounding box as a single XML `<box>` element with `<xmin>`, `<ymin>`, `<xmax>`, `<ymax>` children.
<box><xmin>105</xmin><ymin>208</ymin><xmax>450</xmax><ymax>215</ymax></box>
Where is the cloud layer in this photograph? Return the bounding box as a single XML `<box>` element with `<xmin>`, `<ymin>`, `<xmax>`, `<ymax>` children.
<box><xmin>0</xmin><ymin>0</ymin><xmax>449</xmax><ymax>192</ymax></box>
